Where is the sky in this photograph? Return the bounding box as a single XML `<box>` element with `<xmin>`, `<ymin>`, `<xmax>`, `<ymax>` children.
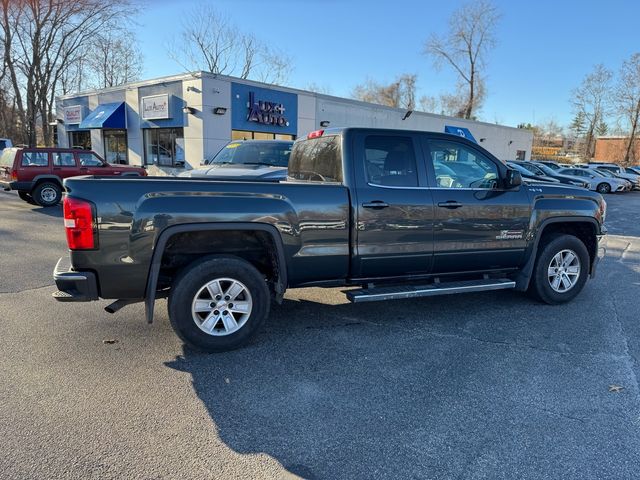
<box><xmin>131</xmin><ymin>0</ymin><xmax>640</xmax><ymax>128</ymax></box>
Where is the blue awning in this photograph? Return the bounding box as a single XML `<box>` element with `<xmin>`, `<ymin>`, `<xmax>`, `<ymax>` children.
<box><xmin>79</xmin><ymin>102</ymin><xmax>126</xmax><ymax>129</ymax></box>
<box><xmin>444</xmin><ymin>125</ymin><xmax>477</xmax><ymax>143</ymax></box>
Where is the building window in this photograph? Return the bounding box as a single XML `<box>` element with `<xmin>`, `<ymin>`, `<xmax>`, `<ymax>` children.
<box><xmin>144</xmin><ymin>128</ymin><xmax>184</xmax><ymax>167</ymax></box>
<box><xmin>69</xmin><ymin>130</ymin><xmax>91</xmax><ymax>150</ymax></box>
<box><xmin>232</xmin><ymin>129</ymin><xmax>295</xmax><ymax>141</ymax></box>
<box><xmin>103</xmin><ymin>129</ymin><xmax>128</xmax><ymax>164</ymax></box>
<box><xmin>516</xmin><ymin>150</ymin><xmax>526</xmax><ymax>160</ymax></box>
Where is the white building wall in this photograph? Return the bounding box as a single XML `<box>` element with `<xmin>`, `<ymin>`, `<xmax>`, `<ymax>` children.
<box><xmin>315</xmin><ymin>97</ymin><xmax>533</xmax><ymax>160</ymax></box>
<box><xmin>202</xmin><ymin>77</ymin><xmax>233</xmax><ymax>165</ymax></box>
<box><xmin>87</xmin><ymin>94</ymin><xmax>103</xmax><ymax>156</ymax></box>
<box><xmin>125</xmin><ymin>88</ymin><xmax>143</xmax><ymax>166</ymax></box>
<box><xmin>297</xmin><ymin>93</ymin><xmax>316</xmax><ymax>138</ymax></box>
<box><xmin>181</xmin><ymin>77</ymin><xmax>205</xmax><ymax>168</ymax></box>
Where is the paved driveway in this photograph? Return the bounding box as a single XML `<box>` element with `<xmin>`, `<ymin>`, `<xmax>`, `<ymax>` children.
<box><xmin>1</xmin><ymin>189</ymin><xmax>639</xmax><ymax>479</ymax></box>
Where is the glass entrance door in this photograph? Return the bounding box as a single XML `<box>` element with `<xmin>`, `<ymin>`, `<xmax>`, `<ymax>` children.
<box><xmin>103</xmin><ymin>129</ymin><xmax>128</xmax><ymax>164</ymax></box>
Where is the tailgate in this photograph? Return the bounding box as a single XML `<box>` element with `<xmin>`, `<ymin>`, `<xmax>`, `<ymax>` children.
<box><xmin>0</xmin><ymin>149</ymin><xmax>16</xmax><ymax>183</ymax></box>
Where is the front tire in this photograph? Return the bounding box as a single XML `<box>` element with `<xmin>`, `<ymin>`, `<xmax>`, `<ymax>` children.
<box><xmin>529</xmin><ymin>234</ymin><xmax>590</xmax><ymax>304</ymax></box>
<box><xmin>168</xmin><ymin>256</ymin><xmax>270</xmax><ymax>352</ymax></box>
<box><xmin>33</xmin><ymin>182</ymin><xmax>62</xmax><ymax>206</ymax></box>
<box><xmin>596</xmin><ymin>182</ymin><xmax>611</xmax><ymax>194</ymax></box>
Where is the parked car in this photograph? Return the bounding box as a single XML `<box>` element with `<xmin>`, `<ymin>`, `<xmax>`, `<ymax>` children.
<box><xmin>179</xmin><ymin>140</ymin><xmax>293</xmax><ymax>181</ymax></box>
<box><xmin>526</xmin><ymin>161</ymin><xmax>591</xmax><ymax>188</ymax></box>
<box><xmin>626</xmin><ymin>166</ymin><xmax>640</xmax><ymax>175</ymax></box>
<box><xmin>590</xmin><ymin>168</ymin><xmax>634</xmax><ymax>191</ymax></box>
<box><xmin>53</xmin><ymin>128</ymin><xmax>607</xmax><ymax>352</ymax></box>
<box><xmin>0</xmin><ymin>147</ymin><xmax>147</xmax><ymax>206</ymax></box>
<box><xmin>587</xmin><ymin>163</ymin><xmax>640</xmax><ymax>189</ymax></box>
<box><xmin>505</xmin><ymin>161</ymin><xmax>560</xmax><ymax>183</ymax></box>
<box><xmin>0</xmin><ymin>138</ymin><xmax>12</xmax><ymax>152</ymax></box>
<box><xmin>558</xmin><ymin>167</ymin><xmax>627</xmax><ymax>194</ymax></box>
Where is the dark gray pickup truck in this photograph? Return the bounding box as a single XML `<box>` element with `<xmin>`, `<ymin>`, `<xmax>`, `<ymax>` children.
<box><xmin>53</xmin><ymin>128</ymin><xmax>607</xmax><ymax>352</ymax></box>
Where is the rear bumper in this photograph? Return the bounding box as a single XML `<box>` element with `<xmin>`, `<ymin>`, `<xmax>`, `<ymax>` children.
<box><xmin>1</xmin><ymin>180</ymin><xmax>34</xmax><ymax>191</ymax></box>
<box><xmin>52</xmin><ymin>256</ymin><xmax>99</xmax><ymax>302</ymax></box>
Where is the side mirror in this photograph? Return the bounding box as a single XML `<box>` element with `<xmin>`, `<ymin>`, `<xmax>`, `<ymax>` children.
<box><xmin>505</xmin><ymin>169</ymin><xmax>522</xmax><ymax>188</ymax></box>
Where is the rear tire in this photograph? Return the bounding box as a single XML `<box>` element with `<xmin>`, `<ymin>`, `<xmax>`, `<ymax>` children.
<box><xmin>529</xmin><ymin>234</ymin><xmax>590</xmax><ymax>304</ymax></box>
<box><xmin>168</xmin><ymin>256</ymin><xmax>270</xmax><ymax>352</ymax></box>
<box><xmin>33</xmin><ymin>182</ymin><xmax>62</xmax><ymax>207</ymax></box>
<box><xmin>596</xmin><ymin>182</ymin><xmax>611</xmax><ymax>194</ymax></box>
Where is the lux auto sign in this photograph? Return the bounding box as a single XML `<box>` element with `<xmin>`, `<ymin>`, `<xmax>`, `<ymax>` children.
<box><xmin>246</xmin><ymin>91</ymin><xmax>289</xmax><ymax>127</ymax></box>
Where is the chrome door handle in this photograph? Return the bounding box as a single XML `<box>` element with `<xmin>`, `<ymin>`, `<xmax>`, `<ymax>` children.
<box><xmin>362</xmin><ymin>201</ymin><xmax>389</xmax><ymax>209</ymax></box>
<box><xmin>437</xmin><ymin>201</ymin><xmax>463</xmax><ymax>209</ymax></box>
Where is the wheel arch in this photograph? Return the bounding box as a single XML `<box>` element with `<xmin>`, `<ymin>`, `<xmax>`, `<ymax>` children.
<box><xmin>144</xmin><ymin>222</ymin><xmax>287</xmax><ymax>324</ymax></box>
<box><xmin>514</xmin><ymin>217</ymin><xmax>600</xmax><ymax>291</ymax></box>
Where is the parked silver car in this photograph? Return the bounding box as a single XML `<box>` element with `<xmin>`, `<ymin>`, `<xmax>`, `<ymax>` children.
<box><xmin>558</xmin><ymin>167</ymin><xmax>628</xmax><ymax>194</ymax></box>
<box><xmin>588</xmin><ymin>163</ymin><xmax>640</xmax><ymax>190</ymax></box>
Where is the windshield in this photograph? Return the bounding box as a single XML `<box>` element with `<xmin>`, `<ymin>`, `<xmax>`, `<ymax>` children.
<box><xmin>507</xmin><ymin>162</ymin><xmax>534</xmax><ymax>176</ymax></box>
<box><xmin>595</xmin><ymin>169</ymin><xmax>616</xmax><ymax>178</ymax></box>
<box><xmin>541</xmin><ymin>162</ymin><xmax>561</xmax><ymax>170</ymax></box>
<box><xmin>534</xmin><ymin>163</ymin><xmax>558</xmax><ymax>176</ymax></box>
<box><xmin>207</xmin><ymin>141</ymin><xmax>293</xmax><ymax>167</ymax></box>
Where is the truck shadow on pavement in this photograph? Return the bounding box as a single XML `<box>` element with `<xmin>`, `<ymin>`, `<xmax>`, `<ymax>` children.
<box><xmin>163</xmin><ymin>275</ymin><xmax>640</xmax><ymax>479</ymax></box>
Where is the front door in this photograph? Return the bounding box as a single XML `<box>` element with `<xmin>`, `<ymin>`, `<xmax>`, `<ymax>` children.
<box><xmin>352</xmin><ymin>132</ymin><xmax>435</xmax><ymax>278</ymax></box>
<box><xmin>424</xmin><ymin>137</ymin><xmax>531</xmax><ymax>274</ymax></box>
<box><xmin>76</xmin><ymin>151</ymin><xmax>108</xmax><ymax>175</ymax></box>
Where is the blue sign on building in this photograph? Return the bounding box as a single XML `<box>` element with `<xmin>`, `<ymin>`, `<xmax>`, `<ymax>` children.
<box><xmin>231</xmin><ymin>83</ymin><xmax>297</xmax><ymax>135</ymax></box>
<box><xmin>444</xmin><ymin>125</ymin><xmax>477</xmax><ymax>143</ymax></box>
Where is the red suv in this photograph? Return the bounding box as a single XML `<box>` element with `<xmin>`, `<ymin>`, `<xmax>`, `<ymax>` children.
<box><xmin>0</xmin><ymin>148</ymin><xmax>146</xmax><ymax>206</ymax></box>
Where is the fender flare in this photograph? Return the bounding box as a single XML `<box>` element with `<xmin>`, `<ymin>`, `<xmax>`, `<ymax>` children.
<box><xmin>514</xmin><ymin>216</ymin><xmax>601</xmax><ymax>291</ymax></box>
<box><xmin>144</xmin><ymin>222</ymin><xmax>288</xmax><ymax>323</ymax></box>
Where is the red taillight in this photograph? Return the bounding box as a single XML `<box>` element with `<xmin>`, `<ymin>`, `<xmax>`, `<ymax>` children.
<box><xmin>10</xmin><ymin>169</ymin><xmax>17</xmax><ymax>181</ymax></box>
<box><xmin>307</xmin><ymin>129</ymin><xmax>324</xmax><ymax>139</ymax></box>
<box><xmin>63</xmin><ymin>197</ymin><xmax>96</xmax><ymax>250</ymax></box>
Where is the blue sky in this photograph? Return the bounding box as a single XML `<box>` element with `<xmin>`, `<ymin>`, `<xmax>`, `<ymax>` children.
<box><xmin>133</xmin><ymin>0</ymin><xmax>639</xmax><ymax>128</ymax></box>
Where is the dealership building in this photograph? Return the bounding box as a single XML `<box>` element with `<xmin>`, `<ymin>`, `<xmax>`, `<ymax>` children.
<box><xmin>56</xmin><ymin>71</ymin><xmax>533</xmax><ymax>168</ymax></box>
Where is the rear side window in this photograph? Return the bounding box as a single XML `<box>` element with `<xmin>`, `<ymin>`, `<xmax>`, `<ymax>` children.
<box><xmin>288</xmin><ymin>136</ymin><xmax>342</xmax><ymax>182</ymax></box>
<box><xmin>364</xmin><ymin>135</ymin><xmax>418</xmax><ymax>187</ymax></box>
<box><xmin>21</xmin><ymin>151</ymin><xmax>49</xmax><ymax>167</ymax></box>
<box><xmin>53</xmin><ymin>152</ymin><xmax>76</xmax><ymax>166</ymax></box>
<box><xmin>0</xmin><ymin>149</ymin><xmax>16</xmax><ymax>167</ymax></box>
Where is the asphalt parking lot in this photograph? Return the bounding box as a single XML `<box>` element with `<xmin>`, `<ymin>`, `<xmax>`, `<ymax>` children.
<box><xmin>1</xmin><ymin>189</ymin><xmax>639</xmax><ymax>480</ymax></box>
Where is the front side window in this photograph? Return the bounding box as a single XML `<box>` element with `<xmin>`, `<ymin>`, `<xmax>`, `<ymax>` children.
<box><xmin>77</xmin><ymin>152</ymin><xmax>104</xmax><ymax>167</ymax></box>
<box><xmin>21</xmin><ymin>152</ymin><xmax>49</xmax><ymax>167</ymax></box>
<box><xmin>428</xmin><ymin>140</ymin><xmax>499</xmax><ymax>189</ymax></box>
<box><xmin>53</xmin><ymin>152</ymin><xmax>76</xmax><ymax>166</ymax></box>
<box><xmin>364</xmin><ymin>135</ymin><xmax>418</xmax><ymax>187</ymax></box>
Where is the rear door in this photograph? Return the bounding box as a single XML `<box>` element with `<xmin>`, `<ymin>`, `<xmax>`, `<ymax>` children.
<box><xmin>352</xmin><ymin>131</ymin><xmax>435</xmax><ymax>278</ymax></box>
<box><xmin>19</xmin><ymin>150</ymin><xmax>51</xmax><ymax>183</ymax></box>
<box><xmin>52</xmin><ymin>151</ymin><xmax>80</xmax><ymax>180</ymax></box>
<box><xmin>423</xmin><ymin>136</ymin><xmax>531</xmax><ymax>273</ymax></box>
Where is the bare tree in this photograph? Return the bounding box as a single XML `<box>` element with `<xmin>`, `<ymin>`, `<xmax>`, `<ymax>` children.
<box><xmin>571</xmin><ymin>64</ymin><xmax>613</xmax><ymax>159</ymax></box>
<box><xmin>87</xmin><ymin>30</ymin><xmax>143</xmax><ymax>89</ymax></box>
<box><xmin>1</xmin><ymin>0</ymin><xmax>136</xmax><ymax>146</ymax></box>
<box><xmin>614</xmin><ymin>53</ymin><xmax>640</xmax><ymax>164</ymax></box>
<box><xmin>168</xmin><ymin>5</ymin><xmax>291</xmax><ymax>85</ymax></box>
<box><xmin>352</xmin><ymin>74</ymin><xmax>417</xmax><ymax>109</ymax></box>
<box><xmin>424</xmin><ymin>0</ymin><xmax>500</xmax><ymax>119</ymax></box>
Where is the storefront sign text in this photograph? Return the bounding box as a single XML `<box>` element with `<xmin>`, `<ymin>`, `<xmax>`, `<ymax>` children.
<box><xmin>246</xmin><ymin>91</ymin><xmax>289</xmax><ymax>127</ymax></box>
<box><xmin>142</xmin><ymin>94</ymin><xmax>170</xmax><ymax>120</ymax></box>
<box><xmin>64</xmin><ymin>105</ymin><xmax>83</xmax><ymax>124</ymax></box>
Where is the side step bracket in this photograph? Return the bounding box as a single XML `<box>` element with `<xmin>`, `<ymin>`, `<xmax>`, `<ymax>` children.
<box><xmin>345</xmin><ymin>278</ymin><xmax>515</xmax><ymax>303</ymax></box>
